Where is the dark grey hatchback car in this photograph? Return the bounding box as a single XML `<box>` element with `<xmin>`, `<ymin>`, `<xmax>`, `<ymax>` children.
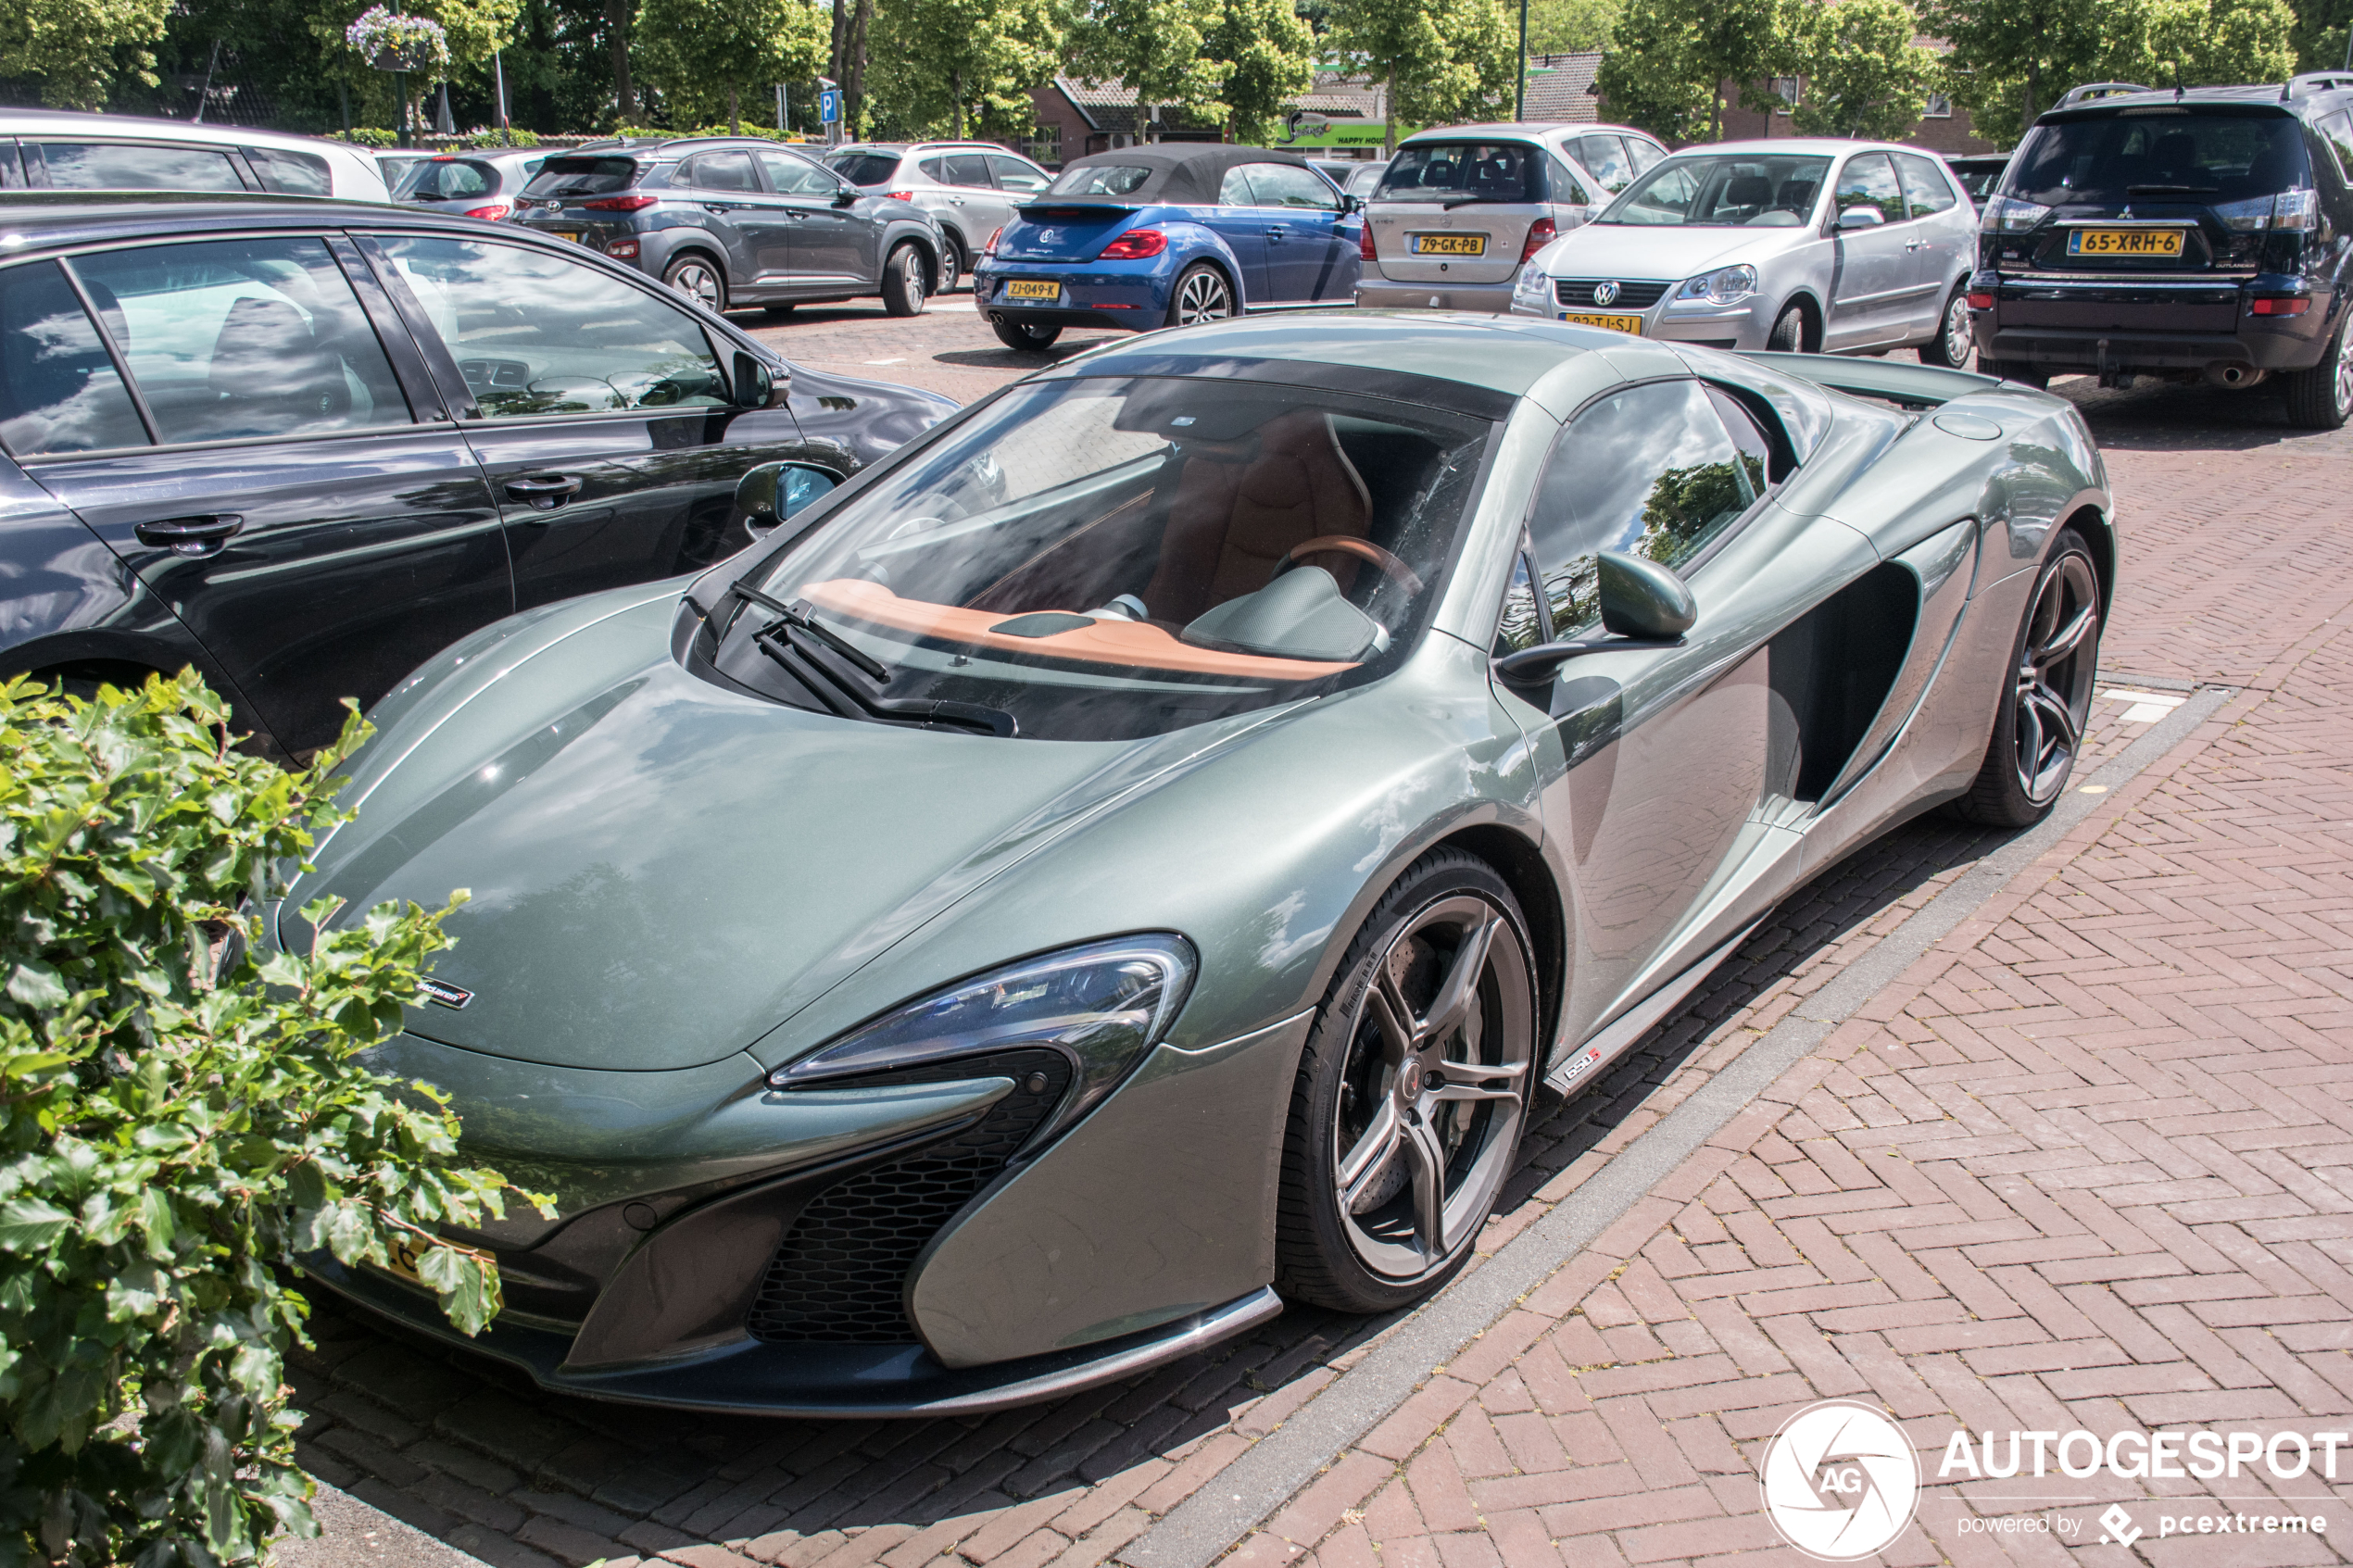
<box><xmin>0</xmin><ymin>194</ymin><xmax>953</xmax><ymax>760</ymax></box>
<box><xmin>513</xmin><ymin>136</ymin><xmax>950</xmax><ymax>318</ymax></box>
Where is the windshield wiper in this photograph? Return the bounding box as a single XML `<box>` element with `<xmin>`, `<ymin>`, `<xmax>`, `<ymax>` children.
<box><xmin>724</xmin><ymin>580</ymin><xmax>890</xmax><ymax>682</ymax></box>
<box><xmin>2126</xmin><ymin>183</ymin><xmax>2219</xmax><ymax>194</ymax></box>
<box><xmin>723</xmin><ymin>582</ymin><xmax>1016</xmax><ymax>737</ymax></box>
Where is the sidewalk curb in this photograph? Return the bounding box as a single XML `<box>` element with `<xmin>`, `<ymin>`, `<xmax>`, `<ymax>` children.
<box><xmin>1118</xmin><ymin>683</ymin><xmax>2238</xmax><ymax>1568</ymax></box>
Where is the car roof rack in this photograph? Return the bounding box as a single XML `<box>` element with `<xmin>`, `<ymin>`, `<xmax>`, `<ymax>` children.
<box><xmin>2055</xmin><ymin>82</ymin><xmax>2152</xmax><ymax>107</ymax></box>
<box><xmin>2285</xmin><ymin>72</ymin><xmax>2353</xmax><ymax>97</ymax></box>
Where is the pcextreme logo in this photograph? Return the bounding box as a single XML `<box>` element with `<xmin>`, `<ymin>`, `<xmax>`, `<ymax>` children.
<box><xmin>1759</xmin><ymin>1400</ymin><xmax>1922</xmax><ymax>1561</ymax></box>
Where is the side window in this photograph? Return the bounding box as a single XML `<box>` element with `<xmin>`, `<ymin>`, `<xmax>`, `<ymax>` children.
<box><xmin>1704</xmin><ymin>385</ymin><xmax>1775</xmax><ymax>488</ymax></box>
<box><xmin>757</xmin><ymin>149</ymin><xmax>837</xmax><ymax>196</ymax></box>
<box><xmin>0</xmin><ymin>259</ymin><xmax>149</xmax><ymax>456</ymax></box>
<box><xmin>1526</xmin><ymin>380</ymin><xmax>1758</xmax><ymax>631</ymax></box>
<box><xmin>1576</xmin><ymin>134</ymin><xmax>1634</xmax><ymax>194</ymax></box>
<box><xmin>943</xmin><ymin>153</ymin><xmax>995</xmax><ymax>187</ymax></box>
<box><xmin>2322</xmin><ymin>112</ymin><xmax>2353</xmax><ymax>181</ymax></box>
<box><xmin>1892</xmin><ymin>151</ymin><xmax>1958</xmax><ymax>219</ymax></box>
<box><xmin>684</xmin><ymin>151</ymin><xmax>758</xmax><ymax>192</ymax></box>
<box><xmin>1493</xmin><ymin>541</ymin><xmax>1548</xmax><ymax>656</ymax></box>
<box><xmin>244</xmin><ymin>146</ymin><xmax>333</xmax><ymax>195</ymax></box>
<box><xmin>1547</xmin><ymin>157</ymin><xmax>1590</xmax><ymax>205</ymax></box>
<box><xmin>374</xmin><ymin>235</ymin><xmax>730</xmax><ymax>419</ymax></box>
<box><xmin>917</xmin><ymin>156</ymin><xmax>950</xmax><ymax>182</ymax></box>
<box><xmin>988</xmin><ymin>153</ymin><xmax>1050</xmax><ymax>194</ymax></box>
<box><xmin>1217</xmin><ymin>165</ymin><xmax>1257</xmax><ymax>206</ymax></box>
<box><xmin>1243</xmin><ymin>163</ymin><xmax>1340</xmax><ymax>208</ymax></box>
<box><xmin>34</xmin><ymin>142</ymin><xmax>246</xmax><ymax>192</ymax></box>
<box><xmin>67</xmin><ymin>238</ymin><xmax>410</xmax><ymax>445</ymax></box>
<box><xmin>1627</xmin><ymin>137</ymin><xmax>1667</xmax><ymax>173</ymax></box>
<box><xmin>0</xmin><ymin>144</ymin><xmax>21</xmax><ymax>189</ymax></box>
<box><xmin>1832</xmin><ymin>152</ymin><xmax>1904</xmax><ymax>222</ymax></box>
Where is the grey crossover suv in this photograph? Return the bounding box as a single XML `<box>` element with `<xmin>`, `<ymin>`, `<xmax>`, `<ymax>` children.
<box><xmin>825</xmin><ymin>142</ymin><xmax>1053</xmax><ymax>292</ymax></box>
<box><xmin>513</xmin><ymin>135</ymin><xmax>949</xmax><ymax>318</ymax></box>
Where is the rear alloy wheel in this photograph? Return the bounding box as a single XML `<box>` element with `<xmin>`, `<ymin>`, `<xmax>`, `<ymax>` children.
<box><xmin>1277</xmin><ymin>849</ymin><xmax>1537</xmax><ymax>1313</ymax></box>
<box><xmin>1918</xmin><ymin>283</ymin><xmax>1973</xmax><ymax>369</ymax></box>
<box><xmin>881</xmin><ymin>242</ymin><xmax>928</xmax><ymax>316</ymax></box>
<box><xmin>1766</xmin><ymin>302</ymin><xmax>1808</xmax><ymax>352</ymax></box>
<box><xmin>1951</xmin><ymin>530</ymin><xmax>2102</xmax><ymax>827</ymax></box>
<box><xmin>2283</xmin><ymin>314</ymin><xmax>2353</xmax><ymax>430</ymax></box>
<box><xmin>990</xmin><ymin>317</ymin><xmax>1063</xmax><ymax>351</ymax></box>
<box><xmin>937</xmin><ymin>236</ymin><xmax>964</xmax><ymax>295</ymax></box>
<box><xmin>1166</xmin><ymin>263</ymin><xmax>1237</xmax><ymax>328</ymax></box>
<box><xmin>663</xmin><ymin>254</ymin><xmax>726</xmax><ymax>314</ymax></box>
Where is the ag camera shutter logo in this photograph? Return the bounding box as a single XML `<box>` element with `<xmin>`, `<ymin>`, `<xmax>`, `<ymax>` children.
<box><xmin>1760</xmin><ymin>1399</ymin><xmax>1921</xmax><ymax>1560</ymax></box>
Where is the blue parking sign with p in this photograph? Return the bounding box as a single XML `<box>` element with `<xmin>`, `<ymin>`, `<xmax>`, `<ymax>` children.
<box><xmin>819</xmin><ymin>89</ymin><xmax>841</xmax><ymax>124</ymax></box>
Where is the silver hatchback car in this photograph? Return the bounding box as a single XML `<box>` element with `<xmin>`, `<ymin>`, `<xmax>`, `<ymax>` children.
<box><xmin>1507</xmin><ymin>138</ymin><xmax>1979</xmax><ymax>365</ymax></box>
<box><xmin>824</xmin><ymin>142</ymin><xmax>1054</xmax><ymax>291</ymax></box>
<box><xmin>1355</xmin><ymin>122</ymin><xmax>1667</xmax><ymax>312</ymax></box>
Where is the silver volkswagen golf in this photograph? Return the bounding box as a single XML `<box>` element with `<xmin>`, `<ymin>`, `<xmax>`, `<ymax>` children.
<box><xmin>1507</xmin><ymin>138</ymin><xmax>1978</xmax><ymax>366</ymax></box>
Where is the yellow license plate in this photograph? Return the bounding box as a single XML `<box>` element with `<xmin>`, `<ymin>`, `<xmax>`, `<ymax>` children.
<box><xmin>1005</xmin><ymin>279</ymin><xmax>1060</xmax><ymax>300</ymax></box>
<box><xmin>2067</xmin><ymin>228</ymin><xmax>2184</xmax><ymax>257</ymax></box>
<box><xmin>378</xmin><ymin>1235</ymin><xmax>426</xmax><ymax>1286</ymax></box>
<box><xmin>1410</xmin><ymin>233</ymin><xmax>1487</xmax><ymax>256</ymax></box>
<box><xmin>550</xmin><ymin>230</ymin><xmax>583</xmax><ymax>245</ymax></box>
<box><xmin>1558</xmin><ymin>311</ymin><xmax>1644</xmax><ymax>335</ymax></box>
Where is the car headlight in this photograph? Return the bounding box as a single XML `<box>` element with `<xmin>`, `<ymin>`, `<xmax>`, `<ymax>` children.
<box><xmin>767</xmin><ymin>936</ymin><xmax>1197</xmax><ymax>1142</ymax></box>
<box><xmin>1513</xmin><ymin>260</ymin><xmax>1549</xmax><ymax>303</ymax></box>
<box><xmin>1979</xmin><ymin>194</ymin><xmax>2050</xmax><ymax>234</ymax></box>
<box><xmin>1676</xmin><ymin>263</ymin><xmax>1757</xmax><ymax>306</ymax></box>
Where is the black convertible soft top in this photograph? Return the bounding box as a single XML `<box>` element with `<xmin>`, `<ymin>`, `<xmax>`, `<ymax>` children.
<box><xmin>1040</xmin><ymin>144</ymin><xmax>1320</xmax><ymax>206</ymax></box>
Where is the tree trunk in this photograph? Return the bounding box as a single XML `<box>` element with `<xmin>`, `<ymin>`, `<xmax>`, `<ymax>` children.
<box><xmin>2023</xmin><ymin>60</ymin><xmax>2041</xmax><ymax>127</ymax></box>
<box><xmin>606</xmin><ymin>0</ymin><xmax>635</xmax><ymax>119</ymax></box>
<box><xmin>951</xmin><ymin>69</ymin><xmax>964</xmax><ymax>138</ymax></box>
<box><xmin>1709</xmin><ymin>80</ymin><xmax>1723</xmax><ymax>142</ymax></box>
<box><xmin>729</xmin><ymin>83</ymin><xmax>740</xmax><ymax>133</ymax></box>
<box><xmin>844</xmin><ymin>0</ymin><xmax>874</xmax><ymax>129</ymax></box>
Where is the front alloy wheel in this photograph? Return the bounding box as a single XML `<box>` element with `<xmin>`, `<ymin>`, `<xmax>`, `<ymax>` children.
<box><xmin>1952</xmin><ymin>530</ymin><xmax>2102</xmax><ymax>826</ymax></box>
<box><xmin>1166</xmin><ymin>263</ymin><xmax>1236</xmax><ymax>328</ymax></box>
<box><xmin>1277</xmin><ymin>850</ymin><xmax>1536</xmax><ymax>1311</ymax></box>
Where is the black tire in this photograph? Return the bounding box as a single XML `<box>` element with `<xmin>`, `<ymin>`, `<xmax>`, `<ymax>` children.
<box><xmin>1766</xmin><ymin>301</ymin><xmax>1808</xmax><ymax>352</ymax></box>
<box><xmin>1918</xmin><ymin>282</ymin><xmax>1973</xmax><ymax>369</ymax></box>
<box><xmin>1982</xmin><ymin>358</ymin><xmax>2050</xmax><ymax>389</ymax></box>
<box><xmin>2283</xmin><ymin>313</ymin><xmax>2353</xmax><ymax>430</ymax></box>
<box><xmin>990</xmin><ymin>317</ymin><xmax>1063</xmax><ymax>351</ymax></box>
<box><xmin>1276</xmin><ymin>848</ymin><xmax>1539</xmax><ymax>1313</ymax></box>
<box><xmin>937</xmin><ymin>235</ymin><xmax>964</xmax><ymax>295</ymax></box>
<box><xmin>661</xmin><ymin>253</ymin><xmax>726</xmax><ymax>314</ymax></box>
<box><xmin>762</xmin><ymin>302</ymin><xmax>797</xmax><ymax>320</ymax></box>
<box><xmin>881</xmin><ymin>242</ymin><xmax>928</xmax><ymax>317</ymax></box>
<box><xmin>1164</xmin><ymin>262</ymin><xmax>1238</xmax><ymax>328</ymax></box>
<box><xmin>1950</xmin><ymin>529</ymin><xmax>2102</xmax><ymax>828</ymax></box>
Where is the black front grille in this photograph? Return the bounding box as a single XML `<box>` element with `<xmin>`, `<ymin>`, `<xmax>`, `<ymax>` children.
<box><xmin>1554</xmin><ymin>279</ymin><xmax>1670</xmax><ymax>309</ymax></box>
<box><xmin>745</xmin><ymin>1048</ymin><xmax>1073</xmax><ymax>1344</ymax></box>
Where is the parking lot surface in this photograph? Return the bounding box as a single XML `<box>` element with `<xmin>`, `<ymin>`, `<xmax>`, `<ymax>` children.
<box><xmin>286</xmin><ymin>306</ymin><xmax>2353</xmax><ymax>1568</ymax></box>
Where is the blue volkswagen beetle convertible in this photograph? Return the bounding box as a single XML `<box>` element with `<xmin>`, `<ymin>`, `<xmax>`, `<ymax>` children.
<box><xmin>972</xmin><ymin>144</ymin><xmax>1364</xmax><ymax>350</ymax></box>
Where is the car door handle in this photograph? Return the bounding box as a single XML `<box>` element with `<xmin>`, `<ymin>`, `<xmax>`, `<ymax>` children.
<box><xmin>1267</xmin><ymin>225</ymin><xmax>1286</xmax><ymax>239</ymax></box>
<box><xmin>134</xmin><ymin>513</ymin><xmax>243</xmax><ymax>557</ymax></box>
<box><xmin>703</xmin><ymin>202</ymin><xmax>740</xmax><ymax>213</ymax></box>
<box><xmin>506</xmin><ymin>474</ymin><xmax>583</xmax><ymax>512</ymax></box>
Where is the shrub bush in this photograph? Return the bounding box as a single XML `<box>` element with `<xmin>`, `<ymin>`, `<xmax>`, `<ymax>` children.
<box><xmin>467</xmin><ymin>127</ymin><xmax>540</xmax><ymax>146</ymax></box>
<box><xmin>327</xmin><ymin>127</ymin><xmax>399</xmax><ymax>147</ymax></box>
<box><xmin>0</xmin><ymin>674</ymin><xmax>540</xmax><ymax>1566</ymax></box>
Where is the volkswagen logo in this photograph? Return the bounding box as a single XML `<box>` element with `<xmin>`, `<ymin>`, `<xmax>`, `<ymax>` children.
<box><xmin>1593</xmin><ymin>280</ymin><xmax>1621</xmax><ymax>307</ymax></box>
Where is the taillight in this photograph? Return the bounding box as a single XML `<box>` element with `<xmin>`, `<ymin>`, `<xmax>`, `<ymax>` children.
<box><xmin>582</xmin><ymin>194</ymin><xmax>659</xmax><ymax>211</ymax></box>
<box><xmin>885</xmin><ymin>190</ymin><xmax>914</xmax><ymax>202</ymax></box>
<box><xmin>984</xmin><ymin>226</ymin><xmax>1003</xmax><ymax>257</ymax></box>
<box><xmin>464</xmin><ymin>202</ymin><xmax>511</xmax><ymax>221</ymax></box>
<box><xmin>1966</xmin><ymin>290</ymin><xmax>1994</xmax><ymax>310</ymax></box>
<box><xmin>1098</xmin><ymin>229</ymin><xmax>1168</xmax><ymax>260</ymax></box>
<box><xmin>2250</xmin><ymin>295</ymin><xmax>2310</xmax><ymax>316</ymax></box>
<box><xmin>1359</xmin><ymin>222</ymin><xmax>1376</xmax><ymax>262</ymax></box>
<box><xmin>606</xmin><ymin>238</ymin><xmax>639</xmax><ymax>259</ymax></box>
<box><xmin>1519</xmin><ymin>217</ymin><xmax>1556</xmax><ymax>262</ymax></box>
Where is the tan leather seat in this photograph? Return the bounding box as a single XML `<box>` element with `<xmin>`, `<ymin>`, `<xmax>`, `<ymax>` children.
<box><xmin>1144</xmin><ymin>409</ymin><xmax>1375</xmax><ymax>625</ymax></box>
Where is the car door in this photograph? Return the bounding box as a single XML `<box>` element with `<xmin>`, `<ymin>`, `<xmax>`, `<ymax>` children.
<box><xmin>1824</xmin><ymin>151</ymin><xmax>1917</xmax><ymax>349</ymax></box>
<box><xmin>365</xmin><ymin>231</ymin><xmax>808</xmax><ymax>612</ymax></box>
<box><xmin>1238</xmin><ymin>161</ymin><xmax>1353</xmax><ymax>301</ymax></box>
<box><xmin>1572</xmin><ymin>133</ymin><xmax>1636</xmax><ymax>196</ymax></box>
<box><xmin>1491</xmin><ymin>378</ymin><xmax>1779</xmax><ymax>1028</ymax></box>
<box><xmin>1208</xmin><ymin>164</ymin><xmax>1277</xmax><ymax>305</ymax></box>
<box><xmin>930</xmin><ymin>152</ymin><xmax>1013</xmax><ymax>257</ymax></box>
<box><xmin>1894</xmin><ymin>149</ymin><xmax>1971</xmax><ymax>326</ymax></box>
<box><xmin>673</xmin><ymin>149</ymin><xmax>766</xmax><ymax>285</ymax></box>
<box><xmin>6</xmin><ymin>234</ymin><xmax>512</xmax><ymax>757</ymax></box>
<box><xmin>757</xmin><ymin>148</ymin><xmax>869</xmax><ymax>291</ymax></box>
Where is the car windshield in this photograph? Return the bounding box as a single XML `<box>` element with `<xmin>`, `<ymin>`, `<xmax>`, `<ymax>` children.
<box><xmin>1374</xmin><ymin>143</ymin><xmax>1538</xmax><ymax>203</ymax></box>
<box><xmin>397</xmin><ymin>157</ymin><xmax>498</xmax><ymax>198</ymax></box>
<box><xmin>828</xmin><ymin>152</ymin><xmax>901</xmax><ymax>185</ymax></box>
<box><xmin>1599</xmin><ymin>153</ymin><xmax>1830</xmax><ymax>225</ymax></box>
<box><xmin>711</xmin><ymin>372</ymin><xmax>1495</xmax><ymax>741</ymax></box>
<box><xmin>1049</xmin><ymin>163</ymin><xmax>1152</xmax><ymax>195</ymax></box>
<box><xmin>2003</xmin><ymin>111</ymin><xmax>2309</xmax><ymax>205</ymax></box>
<box><xmin>521</xmin><ymin>156</ymin><xmax>638</xmax><ymax>197</ymax></box>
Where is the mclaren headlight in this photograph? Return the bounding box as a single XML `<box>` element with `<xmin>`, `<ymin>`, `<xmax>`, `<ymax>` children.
<box><xmin>767</xmin><ymin>935</ymin><xmax>1197</xmax><ymax>1142</ymax></box>
<box><xmin>1675</xmin><ymin>263</ymin><xmax>1757</xmax><ymax>306</ymax></box>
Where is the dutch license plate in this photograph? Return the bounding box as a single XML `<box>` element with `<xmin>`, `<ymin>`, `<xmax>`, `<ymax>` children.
<box><xmin>1410</xmin><ymin>233</ymin><xmax>1487</xmax><ymax>256</ymax></box>
<box><xmin>2067</xmin><ymin>228</ymin><xmax>2184</xmax><ymax>257</ymax></box>
<box><xmin>1558</xmin><ymin>311</ymin><xmax>1644</xmax><ymax>335</ymax></box>
<box><xmin>1006</xmin><ymin>279</ymin><xmax>1060</xmax><ymax>301</ymax></box>
<box><xmin>550</xmin><ymin>230</ymin><xmax>583</xmax><ymax>245</ymax></box>
<box><xmin>377</xmin><ymin>1234</ymin><xmax>426</xmax><ymax>1286</ymax></box>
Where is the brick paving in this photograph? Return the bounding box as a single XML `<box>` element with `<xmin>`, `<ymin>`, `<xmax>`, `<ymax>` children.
<box><xmin>286</xmin><ymin>338</ymin><xmax>2353</xmax><ymax>1566</ymax></box>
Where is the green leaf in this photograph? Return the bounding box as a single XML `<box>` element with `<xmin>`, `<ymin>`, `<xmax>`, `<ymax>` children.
<box><xmin>0</xmin><ymin>1196</ymin><xmax>72</xmax><ymax>1251</ymax></box>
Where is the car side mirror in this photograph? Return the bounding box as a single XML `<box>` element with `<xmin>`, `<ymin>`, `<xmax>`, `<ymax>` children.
<box><xmin>1836</xmin><ymin>205</ymin><xmax>1885</xmax><ymax>231</ymax></box>
<box><xmin>1339</xmin><ymin>193</ymin><xmax>1361</xmax><ymax>214</ymax></box>
<box><xmin>1491</xmin><ymin>550</ymin><xmax>1696</xmax><ymax>686</ymax></box>
<box><xmin>834</xmin><ymin>184</ymin><xmax>859</xmax><ymax>207</ymax></box>
<box><xmin>734</xmin><ymin>352</ymin><xmax>789</xmax><ymax>408</ymax></box>
<box><xmin>736</xmin><ymin>460</ymin><xmax>841</xmax><ymax>535</ymax></box>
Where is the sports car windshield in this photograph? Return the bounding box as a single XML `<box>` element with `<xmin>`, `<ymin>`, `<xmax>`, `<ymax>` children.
<box><xmin>707</xmin><ymin>373</ymin><xmax>1494</xmax><ymax>741</ymax></box>
<box><xmin>1599</xmin><ymin>154</ymin><xmax>1829</xmax><ymax>226</ymax></box>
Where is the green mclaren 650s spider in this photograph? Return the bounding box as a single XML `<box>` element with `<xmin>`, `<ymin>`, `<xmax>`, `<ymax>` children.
<box><xmin>288</xmin><ymin>310</ymin><xmax>2113</xmax><ymax>1415</ymax></box>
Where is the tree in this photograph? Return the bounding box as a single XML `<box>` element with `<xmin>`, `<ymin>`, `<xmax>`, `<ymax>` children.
<box><xmin>1323</xmin><ymin>0</ymin><xmax>1516</xmax><ymax>148</ymax></box>
<box><xmin>1069</xmin><ymin>0</ymin><xmax>1231</xmax><ymax>141</ymax></box>
<box><xmin>1788</xmin><ymin>0</ymin><xmax>1935</xmax><ymax>139</ymax></box>
<box><xmin>635</xmin><ymin>0</ymin><xmax>825</xmax><ymax>130</ymax></box>
<box><xmin>1524</xmin><ymin>0</ymin><xmax>1620</xmax><ymax>54</ymax></box>
<box><xmin>867</xmin><ymin>0</ymin><xmax>1061</xmax><ymax>138</ymax></box>
<box><xmin>0</xmin><ymin>0</ymin><xmax>170</xmax><ymax>109</ymax></box>
<box><xmin>1208</xmin><ymin>0</ymin><xmax>1316</xmax><ymax>144</ymax></box>
<box><xmin>1593</xmin><ymin>0</ymin><xmax>1796</xmax><ymax>143</ymax></box>
<box><xmin>2128</xmin><ymin>0</ymin><xmax>2296</xmax><ymax>88</ymax></box>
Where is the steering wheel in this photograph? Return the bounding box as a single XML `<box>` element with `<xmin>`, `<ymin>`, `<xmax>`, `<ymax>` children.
<box><xmin>1280</xmin><ymin>535</ymin><xmax>1426</xmax><ymax>596</ymax></box>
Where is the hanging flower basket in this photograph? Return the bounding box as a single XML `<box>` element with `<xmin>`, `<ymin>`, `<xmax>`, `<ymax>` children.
<box><xmin>346</xmin><ymin>7</ymin><xmax>450</xmax><ymax>73</ymax></box>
